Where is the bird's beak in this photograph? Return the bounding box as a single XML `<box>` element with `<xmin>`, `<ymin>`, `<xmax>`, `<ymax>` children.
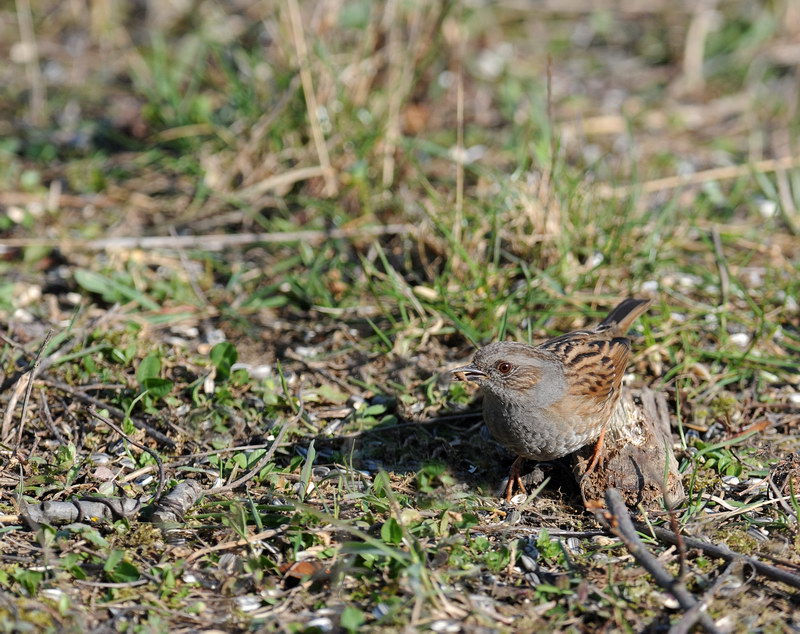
<box><xmin>450</xmin><ymin>365</ymin><xmax>487</xmax><ymax>383</ymax></box>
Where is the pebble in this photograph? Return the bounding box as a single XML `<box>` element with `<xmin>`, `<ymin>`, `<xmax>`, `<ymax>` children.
<box><xmin>430</xmin><ymin>621</ymin><xmax>461</xmax><ymax>633</ymax></box>
<box><xmin>41</xmin><ymin>589</ymin><xmax>66</xmax><ymax>602</ymax></box>
<box><xmin>729</xmin><ymin>332</ymin><xmax>750</xmax><ymax>347</ymax></box>
<box><xmin>235</xmin><ymin>595</ymin><xmax>262</xmax><ymax>612</ymax></box>
<box><xmin>757</xmin><ymin>199</ymin><xmax>778</xmax><ymax>218</ymax></box>
<box><xmin>372</xmin><ymin>603</ymin><xmax>390</xmax><ymax>619</ymax></box>
<box><xmin>565</xmin><ymin>537</ymin><xmax>582</xmax><ymax>553</ymax></box>
<box><xmin>523</xmin><ymin>541</ymin><xmax>540</xmax><ymax>559</ymax></box>
<box><xmin>89</xmin><ymin>453</ymin><xmax>111</xmax><ymax>465</ymax></box>
<box><xmin>519</xmin><ymin>554</ymin><xmax>539</xmax><ymax>573</ymax></box>
<box><xmin>305</xmin><ymin>618</ymin><xmax>333</xmax><ymax>632</ymax></box>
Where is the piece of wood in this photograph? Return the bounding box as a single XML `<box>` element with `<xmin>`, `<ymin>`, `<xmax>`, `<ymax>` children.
<box><xmin>574</xmin><ymin>388</ymin><xmax>685</xmax><ymax>510</ymax></box>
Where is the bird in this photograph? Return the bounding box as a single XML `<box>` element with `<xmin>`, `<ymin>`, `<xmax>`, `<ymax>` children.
<box><xmin>450</xmin><ymin>298</ymin><xmax>653</xmax><ymax>502</ymax></box>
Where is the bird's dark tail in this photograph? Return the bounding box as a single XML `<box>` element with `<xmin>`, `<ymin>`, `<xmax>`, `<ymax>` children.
<box><xmin>598</xmin><ymin>298</ymin><xmax>653</xmax><ymax>335</ymax></box>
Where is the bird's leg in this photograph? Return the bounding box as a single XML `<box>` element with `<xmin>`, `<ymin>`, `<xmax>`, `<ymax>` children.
<box><xmin>582</xmin><ymin>423</ymin><xmax>607</xmax><ymax>479</ymax></box>
<box><xmin>505</xmin><ymin>456</ymin><xmax>527</xmax><ymax>502</ymax></box>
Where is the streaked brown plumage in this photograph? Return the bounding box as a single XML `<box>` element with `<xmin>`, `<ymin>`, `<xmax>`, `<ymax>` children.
<box><xmin>451</xmin><ymin>298</ymin><xmax>652</xmax><ymax>501</ymax></box>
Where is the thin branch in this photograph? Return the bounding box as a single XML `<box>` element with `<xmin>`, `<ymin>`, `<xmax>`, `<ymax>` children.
<box><xmin>185</xmin><ymin>527</ymin><xmax>285</xmax><ymax>564</ymax></box>
<box><xmin>642</xmin><ymin>522</ymin><xmax>800</xmax><ymax>590</ymax></box>
<box><xmin>669</xmin><ymin>560</ymin><xmax>743</xmax><ymax>634</ymax></box>
<box><xmin>665</xmin><ymin>485</ymin><xmax>688</xmax><ymax>582</ymax></box>
<box><xmin>14</xmin><ymin>330</ymin><xmax>53</xmax><ymax>452</ymax></box>
<box><xmin>599</xmin><ymin>155</ymin><xmax>800</xmax><ymax>198</ymax></box>
<box><xmin>0</xmin><ymin>223</ymin><xmax>416</xmax><ymax>253</ymax></box>
<box><xmin>593</xmin><ymin>489</ymin><xmax>721</xmax><ymax>634</ymax></box>
<box><xmin>206</xmin><ymin>404</ymin><xmax>303</xmax><ymax>495</ymax></box>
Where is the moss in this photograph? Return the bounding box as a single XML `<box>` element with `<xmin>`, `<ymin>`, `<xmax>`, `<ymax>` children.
<box><xmin>712</xmin><ymin>528</ymin><xmax>759</xmax><ymax>556</ymax></box>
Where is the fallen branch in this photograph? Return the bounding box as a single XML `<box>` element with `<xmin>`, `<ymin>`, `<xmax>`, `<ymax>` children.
<box><xmin>669</xmin><ymin>560</ymin><xmax>744</xmax><ymax>634</ymax></box>
<box><xmin>149</xmin><ymin>480</ymin><xmax>204</xmax><ymax>526</ymax></box>
<box><xmin>591</xmin><ymin>489</ymin><xmax>721</xmax><ymax>634</ymax></box>
<box><xmin>13</xmin><ymin>330</ymin><xmax>53</xmax><ymax>451</ymax></box>
<box><xmin>0</xmin><ymin>223</ymin><xmax>416</xmax><ymax>252</ymax></box>
<box><xmin>21</xmin><ymin>496</ymin><xmax>141</xmax><ymax>529</ymax></box>
<box><xmin>641</xmin><ymin>523</ymin><xmax>800</xmax><ymax>591</ymax></box>
<box><xmin>185</xmin><ymin>527</ymin><xmax>285</xmax><ymax>564</ymax></box>
<box><xmin>206</xmin><ymin>405</ymin><xmax>302</xmax><ymax>494</ymax></box>
<box><xmin>576</xmin><ymin>388</ymin><xmax>684</xmax><ymax>510</ymax></box>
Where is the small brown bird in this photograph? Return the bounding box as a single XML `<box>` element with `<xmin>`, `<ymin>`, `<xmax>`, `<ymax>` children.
<box><xmin>451</xmin><ymin>298</ymin><xmax>652</xmax><ymax>501</ymax></box>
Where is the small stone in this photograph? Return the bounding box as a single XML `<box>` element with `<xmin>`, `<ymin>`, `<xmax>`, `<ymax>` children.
<box><xmin>757</xmin><ymin>199</ymin><xmax>778</xmax><ymax>218</ymax></box>
<box><xmin>729</xmin><ymin>332</ymin><xmax>750</xmax><ymax>347</ymax></box>
<box><xmin>235</xmin><ymin>595</ymin><xmax>262</xmax><ymax>612</ymax></box>
<box><xmin>519</xmin><ymin>554</ymin><xmax>539</xmax><ymax>572</ymax></box>
<box><xmin>430</xmin><ymin>620</ymin><xmax>461</xmax><ymax>633</ymax></box>
<box><xmin>306</xmin><ymin>618</ymin><xmax>333</xmax><ymax>632</ymax></box>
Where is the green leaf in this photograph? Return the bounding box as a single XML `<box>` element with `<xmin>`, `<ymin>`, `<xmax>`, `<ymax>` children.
<box><xmin>298</xmin><ymin>441</ymin><xmax>316</xmax><ymax>502</ymax></box>
<box><xmin>340</xmin><ymin>605</ymin><xmax>365</xmax><ymax>633</ymax></box>
<box><xmin>104</xmin><ymin>549</ymin><xmax>124</xmax><ymax>572</ymax></box>
<box><xmin>74</xmin><ymin>270</ymin><xmax>159</xmax><ymax>310</ymax></box>
<box><xmin>104</xmin><ymin>551</ymin><xmax>140</xmax><ymax>583</ymax></box>
<box><xmin>142</xmin><ymin>377</ymin><xmax>173</xmax><ymax>399</ymax></box>
<box><xmin>210</xmin><ymin>342</ymin><xmax>237</xmax><ymax>381</ymax></box>
<box><xmin>380</xmin><ymin>518</ymin><xmax>402</xmax><ymax>545</ymax></box>
<box><xmin>484</xmin><ymin>546</ymin><xmax>511</xmax><ymax>572</ymax></box>
<box><xmin>13</xmin><ymin>568</ymin><xmax>43</xmax><ymax>595</ymax></box>
<box><xmin>316</xmin><ymin>384</ymin><xmax>349</xmax><ymax>405</ymax></box>
<box><xmin>362</xmin><ymin>403</ymin><xmax>387</xmax><ymax>417</ymax></box>
<box><xmin>78</xmin><ymin>527</ymin><xmax>110</xmax><ymax>549</ymax></box>
<box><xmin>74</xmin><ymin>269</ymin><xmax>114</xmax><ymax>295</ymax></box>
<box><xmin>137</xmin><ymin>354</ymin><xmax>161</xmax><ymax>384</ymax></box>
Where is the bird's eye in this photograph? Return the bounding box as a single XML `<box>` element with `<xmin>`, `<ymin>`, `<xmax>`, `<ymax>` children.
<box><xmin>496</xmin><ymin>361</ymin><xmax>512</xmax><ymax>374</ymax></box>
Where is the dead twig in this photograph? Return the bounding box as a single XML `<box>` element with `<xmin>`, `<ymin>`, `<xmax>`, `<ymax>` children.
<box><xmin>665</xmin><ymin>485</ymin><xmax>688</xmax><ymax>582</ymax></box>
<box><xmin>669</xmin><ymin>560</ymin><xmax>745</xmax><ymax>634</ymax></box>
<box><xmin>206</xmin><ymin>404</ymin><xmax>303</xmax><ymax>495</ymax></box>
<box><xmin>185</xmin><ymin>527</ymin><xmax>286</xmax><ymax>564</ymax></box>
<box><xmin>641</xmin><ymin>522</ymin><xmax>800</xmax><ymax>590</ymax></box>
<box><xmin>592</xmin><ymin>489</ymin><xmax>721</xmax><ymax>633</ymax></box>
<box><xmin>149</xmin><ymin>480</ymin><xmax>204</xmax><ymax>526</ymax></box>
<box><xmin>600</xmin><ymin>155</ymin><xmax>800</xmax><ymax>199</ymax></box>
<box><xmin>0</xmin><ymin>223</ymin><xmax>416</xmax><ymax>253</ymax></box>
<box><xmin>89</xmin><ymin>408</ymin><xmax>166</xmax><ymax>503</ymax></box>
<box><xmin>13</xmin><ymin>330</ymin><xmax>53</xmax><ymax>452</ymax></box>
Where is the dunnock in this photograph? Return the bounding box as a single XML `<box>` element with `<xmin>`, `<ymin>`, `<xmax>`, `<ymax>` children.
<box><xmin>451</xmin><ymin>298</ymin><xmax>652</xmax><ymax>501</ymax></box>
